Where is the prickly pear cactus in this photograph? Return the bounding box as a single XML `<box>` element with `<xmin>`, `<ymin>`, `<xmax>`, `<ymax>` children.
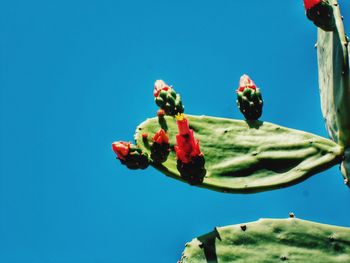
<box><xmin>315</xmin><ymin>0</ymin><xmax>350</xmax><ymax>185</ymax></box>
<box><xmin>135</xmin><ymin>115</ymin><xmax>342</xmax><ymax>193</ymax></box>
<box><xmin>236</xmin><ymin>75</ymin><xmax>263</xmax><ymax>120</ymax></box>
<box><xmin>111</xmin><ymin>2</ymin><xmax>350</xmax><ymax>193</ymax></box>
<box><xmin>108</xmin><ymin>3</ymin><xmax>350</xmax><ymax>263</ymax></box>
<box><xmin>154</xmin><ymin>80</ymin><xmax>184</xmax><ymax>116</ymax></box>
<box><xmin>180</xmin><ymin>218</ymin><xmax>350</xmax><ymax>263</ymax></box>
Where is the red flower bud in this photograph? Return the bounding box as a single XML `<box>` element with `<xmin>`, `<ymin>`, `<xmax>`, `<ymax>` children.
<box><xmin>174</xmin><ymin>114</ymin><xmax>202</xmax><ymax>163</ymax></box>
<box><xmin>154</xmin><ymin>80</ymin><xmax>171</xmax><ymax>97</ymax></box>
<box><xmin>152</xmin><ymin>129</ymin><xmax>169</xmax><ymax>144</ymax></box>
<box><xmin>237</xmin><ymin>74</ymin><xmax>257</xmax><ymax>93</ymax></box>
<box><xmin>111</xmin><ymin>141</ymin><xmax>130</xmax><ymax>160</ymax></box>
<box><xmin>157</xmin><ymin>109</ymin><xmax>165</xmax><ymax>118</ymax></box>
<box><xmin>304</xmin><ymin>0</ymin><xmax>321</xmax><ymax>10</ymax></box>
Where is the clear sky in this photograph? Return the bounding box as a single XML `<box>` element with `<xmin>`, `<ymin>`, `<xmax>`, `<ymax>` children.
<box><xmin>1</xmin><ymin>0</ymin><xmax>350</xmax><ymax>262</ymax></box>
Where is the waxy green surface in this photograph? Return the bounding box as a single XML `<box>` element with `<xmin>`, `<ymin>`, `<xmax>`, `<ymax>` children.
<box><xmin>318</xmin><ymin>0</ymin><xmax>350</xmax><ymax>147</ymax></box>
<box><xmin>135</xmin><ymin>115</ymin><xmax>343</xmax><ymax>193</ymax></box>
<box><xmin>317</xmin><ymin>0</ymin><xmax>350</xmax><ymax>184</ymax></box>
<box><xmin>180</xmin><ymin>218</ymin><xmax>350</xmax><ymax>263</ymax></box>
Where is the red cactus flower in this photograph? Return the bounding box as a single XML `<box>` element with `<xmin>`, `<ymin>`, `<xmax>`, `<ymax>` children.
<box><xmin>111</xmin><ymin>141</ymin><xmax>130</xmax><ymax>160</ymax></box>
<box><xmin>154</xmin><ymin>80</ymin><xmax>171</xmax><ymax>97</ymax></box>
<box><xmin>152</xmin><ymin>129</ymin><xmax>169</xmax><ymax>144</ymax></box>
<box><xmin>304</xmin><ymin>0</ymin><xmax>321</xmax><ymax>10</ymax></box>
<box><xmin>174</xmin><ymin>114</ymin><xmax>202</xmax><ymax>163</ymax></box>
<box><xmin>237</xmin><ymin>74</ymin><xmax>257</xmax><ymax>93</ymax></box>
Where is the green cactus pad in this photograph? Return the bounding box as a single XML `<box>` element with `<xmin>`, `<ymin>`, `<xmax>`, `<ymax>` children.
<box><xmin>318</xmin><ymin>0</ymin><xmax>350</xmax><ymax>147</ymax></box>
<box><xmin>135</xmin><ymin>115</ymin><xmax>343</xmax><ymax>193</ymax></box>
<box><xmin>180</xmin><ymin>218</ymin><xmax>350</xmax><ymax>263</ymax></box>
<box><xmin>317</xmin><ymin>0</ymin><xmax>350</xmax><ymax>184</ymax></box>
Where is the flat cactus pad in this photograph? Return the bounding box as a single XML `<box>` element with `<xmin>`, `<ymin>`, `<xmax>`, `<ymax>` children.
<box><xmin>317</xmin><ymin>0</ymin><xmax>350</xmax><ymax>184</ymax></box>
<box><xmin>318</xmin><ymin>0</ymin><xmax>350</xmax><ymax>148</ymax></box>
<box><xmin>180</xmin><ymin>218</ymin><xmax>350</xmax><ymax>263</ymax></box>
<box><xmin>135</xmin><ymin>115</ymin><xmax>343</xmax><ymax>193</ymax></box>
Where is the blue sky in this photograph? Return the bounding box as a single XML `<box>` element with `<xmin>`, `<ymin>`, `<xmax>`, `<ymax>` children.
<box><xmin>1</xmin><ymin>0</ymin><xmax>350</xmax><ymax>262</ymax></box>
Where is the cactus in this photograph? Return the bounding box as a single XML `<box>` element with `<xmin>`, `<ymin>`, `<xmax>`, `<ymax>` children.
<box><xmin>174</xmin><ymin>113</ymin><xmax>206</xmax><ymax>185</ymax></box>
<box><xmin>154</xmin><ymin>80</ymin><xmax>184</xmax><ymax>116</ymax></box>
<box><xmin>304</xmin><ymin>0</ymin><xmax>335</xmax><ymax>31</ymax></box>
<box><xmin>135</xmin><ymin>115</ymin><xmax>342</xmax><ymax>193</ymax></box>
<box><xmin>316</xmin><ymin>0</ymin><xmax>350</xmax><ymax>185</ymax></box>
<box><xmin>108</xmin><ymin>2</ymin><xmax>350</xmax><ymax>262</ymax></box>
<box><xmin>150</xmin><ymin>129</ymin><xmax>170</xmax><ymax>163</ymax></box>
<box><xmin>111</xmin><ymin>0</ymin><xmax>350</xmax><ymax>192</ymax></box>
<box><xmin>179</xmin><ymin>218</ymin><xmax>350</xmax><ymax>263</ymax></box>
<box><xmin>109</xmin><ymin>2</ymin><xmax>350</xmax><ymax>262</ymax></box>
<box><xmin>236</xmin><ymin>75</ymin><xmax>263</xmax><ymax>120</ymax></box>
<box><xmin>111</xmin><ymin>141</ymin><xmax>149</xmax><ymax>169</ymax></box>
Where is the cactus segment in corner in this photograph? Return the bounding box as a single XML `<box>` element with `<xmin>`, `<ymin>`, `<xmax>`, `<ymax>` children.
<box><xmin>135</xmin><ymin>115</ymin><xmax>343</xmax><ymax>193</ymax></box>
<box><xmin>179</xmin><ymin>218</ymin><xmax>350</xmax><ymax>263</ymax></box>
<box><xmin>304</xmin><ymin>0</ymin><xmax>335</xmax><ymax>31</ymax></box>
<box><xmin>316</xmin><ymin>0</ymin><xmax>350</xmax><ymax>183</ymax></box>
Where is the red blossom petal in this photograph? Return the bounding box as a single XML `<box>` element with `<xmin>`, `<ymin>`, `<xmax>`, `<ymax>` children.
<box><xmin>176</xmin><ymin>115</ymin><xmax>190</xmax><ymax>135</ymax></box>
<box><xmin>160</xmin><ymin>131</ymin><xmax>169</xmax><ymax>144</ymax></box>
<box><xmin>152</xmin><ymin>129</ymin><xmax>169</xmax><ymax>144</ymax></box>
<box><xmin>154</xmin><ymin>80</ymin><xmax>171</xmax><ymax>97</ymax></box>
<box><xmin>112</xmin><ymin>141</ymin><xmax>130</xmax><ymax>160</ymax></box>
<box><xmin>174</xmin><ymin>115</ymin><xmax>203</xmax><ymax>163</ymax></box>
<box><xmin>237</xmin><ymin>74</ymin><xmax>257</xmax><ymax>93</ymax></box>
<box><xmin>191</xmin><ymin>139</ymin><xmax>202</xmax><ymax>157</ymax></box>
<box><xmin>304</xmin><ymin>0</ymin><xmax>321</xmax><ymax>10</ymax></box>
<box><xmin>157</xmin><ymin>109</ymin><xmax>165</xmax><ymax>117</ymax></box>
